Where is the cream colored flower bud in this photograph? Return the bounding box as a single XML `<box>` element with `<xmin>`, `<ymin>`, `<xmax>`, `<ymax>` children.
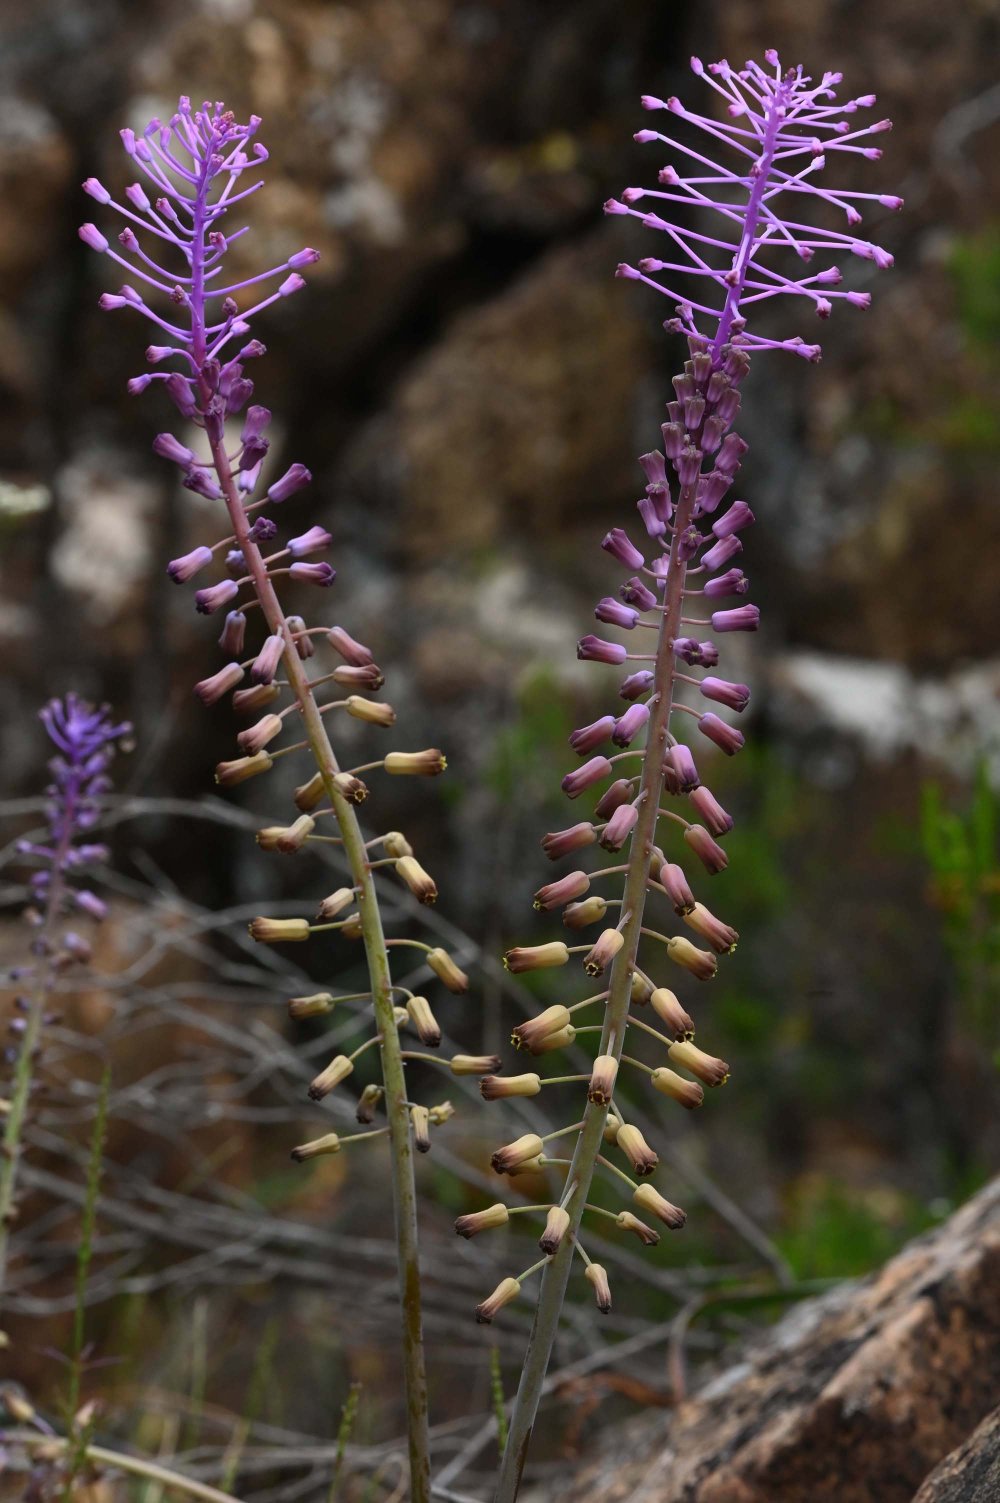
<box><xmin>507</xmin><ymin>1155</ymin><xmax>544</xmax><ymax>1177</ymax></box>
<box><xmin>237</xmin><ymin>713</ymin><xmax>283</xmax><ymax>755</ymax></box>
<box><xmin>511</xmin><ymin>1005</ymin><xmax>572</xmax><ymax>1051</ymax></box>
<box><xmin>650</xmin><ymin>1067</ymin><xmax>705</xmax><ymax>1109</ymax></box>
<box><xmin>393</xmin><ymin>1005</ymin><xmax>409</xmax><ymax>1025</ymax></box>
<box><xmin>683</xmin><ymin>902</ymin><xmax>739</xmax><ymax>955</ymax></box>
<box><xmin>233</xmin><ymin>683</ymin><xmax>280</xmax><ymax>716</ymax></box>
<box><xmin>293</xmin><ymin>771</ymin><xmax>326</xmax><ymax>811</ymax></box>
<box><xmin>562</xmin><ymin>896</ymin><xmax>608</xmax><ymax>930</ymax></box>
<box><xmin>480</xmin><ymin>1073</ymin><xmax>542</xmax><ymax>1101</ymax></box>
<box><xmin>256</xmin><ymin>825</ymin><xmax>287</xmax><ymax>851</ymax></box>
<box><xmin>668</xmin><ymin>1039</ymin><xmax>730</xmax><ymax>1087</ymax></box>
<box><xmin>616</xmin><ymin>1210</ymin><xmax>660</xmax><ymax>1246</ymax></box>
<box><xmin>455</xmin><ymin>1202</ymin><xmax>509</xmax><ymax>1239</ymax></box>
<box><xmin>384</xmin><ymin>749</ymin><xmax>447</xmax><ymax>776</ymax></box>
<box><xmin>410</xmin><ymin>1104</ymin><xmax>431</xmax><ymax>1153</ymax></box>
<box><xmin>317</xmin><ymin>887</ymin><xmax>356</xmax><ymax>921</ymax></box>
<box><xmin>503</xmin><ymin>942</ymin><xmax>569</xmax><ymax>974</ymax></box>
<box><xmin>345</xmin><ymin>695</ymin><xmax>396</xmax><ymax>727</ymax></box>
<box><xmin>538</xmin><ymin>1206</ymin><xmax>571</xmax><ymax>1254</ymax></box>
<box><xmin>650</xmin><ymin>988</ymin><xmax>695</xmax><ymax>1040</ymax></box>
<box><xmin>630</xmin><ymin>972</ymin><xmax>654</xmax><ymax>1006</ymax></box>
<box><xmin>603</xmin><ymin>1115</ymin><xmax>622</xmax><ymax>1145</ymax></box>
<box><xmin>616</xmin><ymin>1123</ymin><xmax>658</xmax><ymax>1177</ymax></box>
<box><xmin>633</xmin><ymin>1182</ymin><xmax>686</xmax><ymax>1229</ymax></box>
<box><xmin>428</xmin><ymin>1100</ymin><xmax>454</xmax><ymax>1125</ymax></box>
<box><xmin>215</xmin><ymin>751</ymin><xmax>273</xmax><ymax>787</ymax></box>
<box><xmin>308</xmin><ymin>1054</ymin><xmax>354</xmax><ymax>1101</ymax></box>
<box><xmin>427</xmin><ymin>947</ymin><xmax>469</xmax><ymax>993</ymax></box>
<box><xmin>383</xmin><ymin>830</ymin><xmax>414</xmax><ymax>858</ymax></box>
<box><xmin>526</xmin><ymin>1024</ymin><xmax>576</xmax><ymax>1056</ymax></box>
<box><xmin>332</xmin><ymin>773</ymin><xmax>368</xmax><ymax>804</ymax></box>
<box><xmin>491</xmin><ymin>1133</ymin><xmax>544</xmax><ymax>1174</ymax></box>
<box><xmin>585</xmin><ymin>1262</ymin><xmax>612</xmax><ymax>1313</ymax></box>
<box><xmin>268</xmin><ymin>815</ymin><xmax>315</xmax><ymax>853</ymax></box>
<box><xmin>406</xmin><ymin>995</ymin><xmax>441</xmax><ymax>1047</ymax></box>
<box><xmin>288</xmin><ymin>992</ymin><xmax>335</xmax><ymax>1020</ymax></box>
<box><xmin>356</xmin><ymin>1083</ymin><xmax>384</xmax><ymax>1124</ymax></box>
<box><xmin>584</xmin><ymin>928</ymin><xmax>625</xmax><ymax>977</ymax></box>
<box><xmin>249</xmin><ymin>916</ymin><xmax>310</xmax><ymax>943</ymax></box>
<box><xmin>449</xmin><ymin>1054</ymin><xmax>502</xmax><ymax>1076</ymax></box>
<box><xmin>395</xmin><ymin>856</ymin><xmax>438</xmax><ymax>904</ymax></box>
<box><xmin>341</xmin><ymin>912</ymin><xmax>364</xmax><ymax>940</ymax></box>
<box><xmin>588</xmin><ymin>1053</ymin><xmax>619</xmax><ymax>1105</ymax></box>
<box><xmin>666</xmin><ymin>935</ymin><xmax>718</xmax><ymax>981</ymax></box>
<box><xmin>475</xmin><ymin>1276</ymin><xmax>521</xmax><ymax>1324</ymax></box>
<box><xmin>290</xmin><ymin>1132</ymin><xmax>341</xmax><ymax>1162</ymax></box>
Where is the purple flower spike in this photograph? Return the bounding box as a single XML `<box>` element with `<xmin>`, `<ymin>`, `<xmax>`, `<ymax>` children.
<box><xmin>711</xmin><ymin>605</ymin><xmax>760</xmax><ymax>633</ymax></box>
<box><xmin>595</xmin><ymin>598</ymin><xmax>639</xmax><ymax>630</ymax></box>
<box><xmin>577</xmin><ymin>635</ymin><xmax>628</xmax><ymax>666</ymax></box>
<box><xmin>698</xmin><ymin>713</ymin><xmax>745</xmax><ymax>756</ymax></box>
<box><xmin>699</xmin><ymin>677</ymin><xmax>750</xmax><ymax>713</ymax></box>
<box><xmin>569</xmin><ymin>716</ymin><xmax>617</xmax><ymax>756</ymax></box>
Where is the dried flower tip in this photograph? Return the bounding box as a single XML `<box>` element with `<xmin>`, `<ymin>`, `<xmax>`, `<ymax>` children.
<box><xmin>395</xmin><ymin>855</ymin><xmax>438</xmax><ymax>904</ymax></box>
<box><xmin>492</xmin><ymin>1134</ymin><xmax>545</xmax><ymax>1175</ymax></box>
<box><xmin>450</xmin><ymin>1054</ymin><xmax>503</xmax><ymax>1076</ymax></box>
<box><xmin>232</xmin><ymin>683</ymin><xmax>280</xmax><ymax>716</ymax></box>
<box><xmin>683</xmin><ymin>902</ymin><xmax>738</xmax><ymax>954</ymax></box>
<box><xmin>317</xmin><ymin>887</ymin><xmax>355</xmax><ymax>920</ymax></box>
<box><xmin>650</xmin><ymin>1067</ymin><xmax>704</xmax><ymax>1109</ymax></box>
<box><xmin>383</xmin><ymin>831</ymin><xmax>414</xmax><ymax>858</ymax></box>
<box><xmin>385</xmin><ymin>749</ymin><xmax>447</xmax><ymax>776</ymax></box>
<box><xmin>475</xmin><ymin>1276</ymin><xmax>521</xmax><ymax>1324</ymax></box>
<box><xmin>539</xmin><ymin>1206</ymin><xmax>571</xmax><ymax>1254</ymax></box>
<box><xmin>534</xmin><ymin>871</ymin><xmax>590</xmax><ymax>910</ymax></box>
<box><xmin>584</xmin><ymin>928</ymin><xmax>625</xmax><ymax>977</ymax></box>
<box><xmin>512</xmin><ymin>1005</ymin><xmax>572</xmax><ymax>1050</ymax></box>
<box><xmin>456</xmin><ymin>1203</ymin><xmax>509</xmax><ymax>1238</ymax></box>
<box><xmin>249</xmin><ymin>916</ymin><xmax>310</xmax><ymax>943</ymax></box>
<box><xmin>195</xmin><ymin>662</ymin><xmax>245</xmax><ymax>705</ymax></box>
<box><xmin>250</xmin><ymin>634</ymin><xmax>285</xmax><ymax>685</ymax></box>
<box><xmin>356</xmin><ymin>1083</ymin><xmax>384</xmax><ymax>1124</ymax></box>
<box><xmin>327</xmin><ymin>626</ymin><xmax>374</xmax><ymax>665</ymax></box>
<box><xmin>563</xmin><ymin>896</ymin><xmax>608</xmax><ymax>930</ymax></box>
<box><xmin>632</xmin><ymin>1183</ymin><xmax>686</xmax><ymax>1230</ymax></box>
<box><xmin>594</xmin><ymin>779</ymin><xmax>636</xmax><ymax>819</ymax></box>
<box><xmin>542</xmin><ymin>823</ymin><xmax>598</xmax><ymax>860</ymax></box>
<box><xmin>290</xmin><ymin>1132</ymin><xmax>341</xmax><ymax>1162</ymax></box>
<box><xmin>684</xmin><ymin>823</ymin><xmax>729</xmax><ymax>875</ymax></box>
<box><xmin>308</xmin><ymin>1054</ymin><xmax>354</xmax><ymax>1100</ymax></box>
<box><xmin>600</xmin><ymin>803</ymin><xmax>639</xmax><ymax>852</ymax></box>
<box><xmin>526</xmin><ymin>1023</ymin><xmax>576</xmax><ymax>1055</ymax></box>
<box><xmin>667</xmin><ymin>935</ymin><xmax>717</xmax><ymax>981</ymax></box>
<box><xmin>630</xmin><ymin>972</ymin><xmax>654</xmax><ymax>1006</ymax></box>
<box><xmin>616</xmin><ymin>1210</ymin><xmax>660</xmax><ymax>1246</ymax></box>
<box><xmin>333</xmin><ymin>663</ymin><xmax>385</xmax><ymax>690</ymax></box>
<box><xmin>503</xmin><ymin>941</ymin><xmax>569</xmax><ymax>974</ymax></box>
<box><xmin>332</xmin><ymin>773</ymin><xmax>369</xmax><ymax>803</ymax></box>
<box><xmin>215</xmin><ymin>751</ymin><xmax>273</xmax><ymax>787</ymax></box>
<box><xmin>585</xmin><ymin>1262</ymin><xmax>612</xmax><ymax>1313</ymax></box>
<box><xmin>668</xmin><ymin>1039</ymin><xmax>729</xmax><ymax>1086</ymax></box>
<box><xmin>481</xmin><ymin>1073</ymin><xmax>542</xmax><ymax>1100</ymax></box>
<box><xmin>406</xmin><ymin>995</ymin><xmax>441</xmax><ymax>1047</ymax></box>
<box><xmin>346</xmin><ymin>695</ymin><xmax>396</xmax><ymax>727</ymax></box>
<box><xmin>427</xmin><ymin>947</ymin><xmax>469</xmax><ymax>993</ymax></box>
<box><xmin>588</xmin><ymin>1053</ymin><xmax>619</xmax><ymax>1105</ymax></box>
<box><xmin>238</xmin><ymin>713</ymin><xmax>284</xmax><ymax>755</ymax></box>
<box><xmin>410</xmin><ymin>1104</ymin><xmax>432</xmax><ymax>1153</ymax></box>
<box><xmin>167</xmin><ymin>546</ymin><xmax>213</xmax><ymax>584</ymax></box>
<box><xmin>294</xmin><ymin>772</ymin><xmax>326</xmax><ymax>811</ymax></box>
<box><xmin>649</xmin><ymin>988</ymin><xmax>695</xmax><ymax>1041</ymax></box>
<box><xmin>288</xmin><ymin>992</ymin><xmax>335</xmax><ymax>1020</ymax></box>
<box><xmin>616</xmin><ymin>1123</ymin><xmax>658</xmax><ymax>1176</ymax></box>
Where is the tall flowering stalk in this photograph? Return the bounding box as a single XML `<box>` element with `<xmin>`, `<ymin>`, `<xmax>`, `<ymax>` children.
<box><xmin>0</xmin><ymin>697</ymin><xmax>130</xmax><ymax>1305</ymax></box>
<box><xmin>483</xmin><ymin>53</ymin><xmax>899</xmax><ymax>1499</ymax></box>
<box><xmin>79</xmin><ymin>100</ymin><xmax>484</xmax><ymax>1501</ymax></box>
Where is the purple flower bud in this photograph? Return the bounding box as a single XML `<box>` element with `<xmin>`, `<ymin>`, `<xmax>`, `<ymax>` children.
<box><xmin>79</xmin><ymin>223</ymin><xmax>108</xmax><ymax>252</ymax></box>
<box><xmin>225</xmin><ymin>549</ymin><xmax>246</xmax><ymax>580</ymax></box>
<box><xmin>153</xmin><ymin>433</ymin><xmax>196</xmax><ymax>468</ymax></box>
<box><xmin>561</xmin><ymin>756</ymin><xmax>613</xmax><ymax>799</ymax></box>
<box><xmin>637</xmin><ymin>496</ymin><xmax>666</xmax><ymax>538</ymax></box>
<box><xmin>279</xmin><ymin>272</ymin><xmax>306</xmax><ymax>296</ymax></box>
<box><xmin>286</xmin><ymin>616</ymin><xmax>314</xmax><ymax>659</ymax></box>
<box><xmin>226</xmin><ymin>378</ymin><xmax>254</xmax><ymax>414</ymax></box>
<box><xmin>267</xmin><ymin>464</ymin><xmax>312</xmax><ymax>503</ymax></box>
<box><xmin>127</xmin><ymin>374</ymin><xmax>155</xmax><ymax>393</ymax></box>
<box><xmin>703</xmin><ymin>568</ymin><xmax>748</xmax><ymax>598</ymax></box>
<box><xmin>75</xmin><ymin>890</ymin><xmax>108</xmax><ymax>921</ymax></box>
<box><xmin>612</xmin><ymin>703</ymin><xmax>650</xmax><ymax>747</ymax></box>
<box><xmin>195</xmin><ymin>579</ymin><xmax>240</xmax><ymax>615</ymax></box>
<box><xmin>289</xmin><ymin>561</ymin><xmax>336</xmax><ymax>587</ymax></box>
<box><xmin>689</xmin><ymin>785</ymin><xmax>734</xmax><ymax>836</ymax></box>
<box><xmin>533</xmin><ymin>870</ymin><xmax>591</xmax><ymax>910</ymax></box>
<box><xmin>698</xmin><ymin>712</ymin><xmax>745</xmax><ymax>756</ymax></box>
<box><xmin>99</xmin><ymin>293</ymin><xmax>130</xmax><ymax>310</ymax></box>
<box><xmin>660</xmin><ymin>862</ymin><xmax>696</xmax><ymax>915</ymax></box>
<box><xmin>712</xmin><ymin>605</ymin><xmax>760</xmax><ymax>633</ymax></box>
<box><xmin>327</xmin><ymin>626</ymin><xmax>373</xmax><ymax>665</ymax></box>
<box><xmin>600</xmin><ymin>802</ymin><xmax>639</xmax><ymax>851</ymax></box>
<box><xmin>715</xmin><ymin>434</ymin><xmax>748</xmax><ymax>475</ymax></box>
<box><xmin>167</xmin><ymin>546</ymin><xmax>214</xmax><ymax>584</ymax></box>
<box><xmin>699</xmin><ymin>413</ymin><xmax>727</xmax><ymax>453</ymax></box>
<box><xmin>684</xmin><ymin>823</ymin><xmax>728</xmax><ymax>875</ymax></box>
<box><xmin>288</xmin><ymin>247</ymin><xmax>320</xmax><ymax>268</ymax></box>
<box><xmin>239</xmin><ymin>462</ymin><xmax>263</xmax><ymax>494</ymax></box>
<box><xmin>165</xmin><ymin>373</ymin><xmax>198</xmax><ymax>417</ymax></box>
<box><xmin>696</xmin><ymin>471</ymin><xmax>732</xmax><ymax>514</ymax></box>
<box><xmin>577</xmin><ymin>635</ymin><xmax>628</xmax><ymax>666</ymax></box>
<box><xmin>240</xmin><ymin>436</ymin><xmax>269</xmax><ymax>469</ymax></box>
<box><xmin>247</xmin><ymin>516</ymin><xmax>277</xmax><ymax>543</ymax></box>
<box><xmin>675</xmin><ymin>445</ymin><xmax>702</xmax><ymax>488</ymax></box>
<box><xmin>638</xmin><ymin>450</ymin><xmax>667</xmax><ymax>487</ymax></box>
<box><xmin>701</xmin><ymin>534</ymin><xmax>742</xmax><ymax>572</ymax></box>
<box><xmin>569</xmin><ymin>716</ymin><xmax>616</xmax><ymax>756</ymax></box>
<box><xmin>620</xmin><ymin>576</ymin><xmax>658</xmax><ymax>611</ymax></box>
<box><xmin>251</xmin><ymin>634</ymin><xmax>285</xmax><ymax>685</ymax></box>
<box><xmin>677</xmin><ymin>525</ymin><xmax>702</xmax><ymax>562</ymax></box>
<box><xmin>541</xmin><ymin>823</ymin><xmax>597</xmax><ymax>860</ymax></box>
<box><xmin>669</xmin><ymin>744</ymin><xmax>700</xmax><ymax>792</ymax></box>
<box><xmin>601</xmin><ymin>528</ymin><xmax>645</xmax><ymax>569</ymax></box>
<box><xmin>595</xmin><ymin>598</ymin><xmax>638</xmax><ymax>630</ymax></box>
<box><xmin>288</xmin><ymin>526</ymin><xmax>332</xmax><ymax>559</ymax></box>
<box><xmin>83</xmin><ymin>177</ymin><xmax>111</xmax><ymax>204</ymax></box>
<box><xmin>712</xmin><ymin>500</ymin><xmax>755</xmax><ymax>539</ymax></box>
<box><xmin>700</xmin><ymin>677</ymin><xmax>750</xmax><ymax>713</ymax></box>
<box><xmin>619</xmin><ymin>670</ymin><xmax>655</xmax><ymax>700</ymax></box>
<box><xmin>218</xmin><ymin>610</ymin><xmax>247</xmax><ymax>657</ymax></box>
<box><xmin>125</xmin><ymin>182</ymin><xmax>151</xmax><ymax>212</ymax></box>
<box><xmin>241</xmin><ymin>405</ymin><xmax>272</xmax><ymax>443</ymax></box>
<box><xmin>660</xmin><ymin>422</ymin><xmax>685</xmax><ymax>458</ymax></box>
<box><xmin>183</xmin><ymin>468</ymin><xmax>223</xmax><ymax>501</ymax></box>
<box><xmin>195</xmin><ymin>662</ymin><xmax>245</xmax><ymax>705</ymax></box>
<box><xmin>672</xmin><ymin>637</ymin><xmax>703</xmax><ymax>666</ymax></box>
<box><xmin>698</xmin><ymin>640</ymin><xmax>719</xmax><ymax>666</ymax></box>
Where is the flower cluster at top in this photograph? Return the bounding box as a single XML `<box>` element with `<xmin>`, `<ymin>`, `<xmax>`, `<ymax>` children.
<box><xmin>605</xmin><ymin>51</ymin><xmax>901</xmax><ymax>361</ymax></box>
<box><xmin>464</xmin><ymin>51</ymin><xmax>896</xmax><ymax>1327</ymax></box>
